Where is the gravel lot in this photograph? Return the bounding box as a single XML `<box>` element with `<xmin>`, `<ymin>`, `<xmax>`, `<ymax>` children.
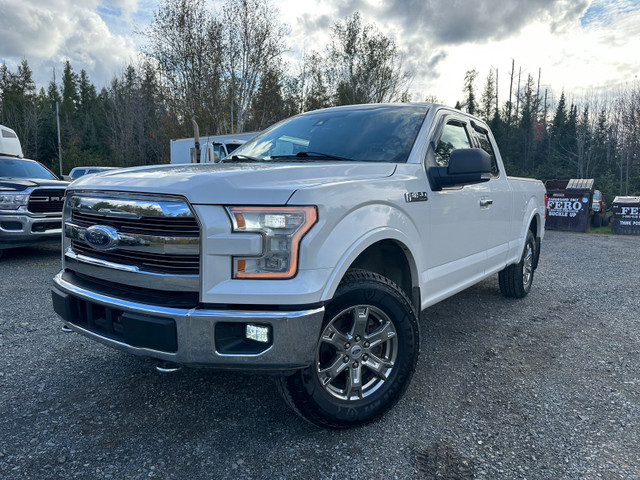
<box><xmin>1</xmin><ymin>230</ymin><xmax>639</xmax><ymax>480</ymax></box>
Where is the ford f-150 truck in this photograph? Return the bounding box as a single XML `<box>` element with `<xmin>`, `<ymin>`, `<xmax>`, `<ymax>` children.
<box><xmin>51</xmin><ymin>103</ymin><xmax>545</xmax><ymax>428</ymax></box>
<box><xmin>1</xmin><ymin>125</ymin><xmax>68</xmax><ymax>258</ymax></box>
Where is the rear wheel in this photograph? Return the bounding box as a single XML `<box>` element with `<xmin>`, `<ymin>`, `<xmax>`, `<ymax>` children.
<box><xmin>592</xmin><ymin>213</ymin><xmax>602</xmax><ymax>228</ymax></box>
<box><xmin>277</xmin><ymin>269</ymin><xmax>419</xmax><ymax>429</ymax></box>
<box><xmin>499</xmin><ymin>230</ymin><xmax>536</xmax><ymax>298</ymax></box>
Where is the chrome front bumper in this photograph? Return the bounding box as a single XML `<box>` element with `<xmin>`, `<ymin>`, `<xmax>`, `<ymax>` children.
<box><xmin>52</xmin><ymin>271</ymin><xmax>324</xmax><ymax>371</ymax></box>
<box><xmin>0</xmin><ymin>213</ymin><xmax>62</xmax><ymax>249</ymax></box>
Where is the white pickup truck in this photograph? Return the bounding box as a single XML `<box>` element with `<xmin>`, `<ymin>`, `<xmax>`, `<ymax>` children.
<box><xmin>52</xmin><ymin>103</ymin><xmax>545</xmax><ymax>428</ymax></box>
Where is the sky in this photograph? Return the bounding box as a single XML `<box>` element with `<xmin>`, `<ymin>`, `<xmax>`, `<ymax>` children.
<box><xmin>0</xmin><ymin>0</ymin><xmax>639</xmax><ymax>108</ymax></box>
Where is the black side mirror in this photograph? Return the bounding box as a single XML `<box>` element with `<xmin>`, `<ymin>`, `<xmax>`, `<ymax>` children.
<box><xmin>428</xmin><ymin>148</ymin><xmax>492</xmax><ymax>190</ymax></box>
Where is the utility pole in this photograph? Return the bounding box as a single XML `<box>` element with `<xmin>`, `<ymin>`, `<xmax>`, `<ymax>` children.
<box><xmin>515</xmin><ymin>66</ymin><xmax>522</xmax><ymax>124</ymax></box>
<box><xmin>507</xmin><ymin>59</ymin><xmax>515</xmax><ymax>130</ymax></box>
<box><xmin>56</xmin><ymin>102</ymin><xmax>62</xmax><ymax>177</ymax></box>
<box><xmin>53</xmin><ymin>68</ymin><xmax>63</xmax><ymax>177</ymax></box>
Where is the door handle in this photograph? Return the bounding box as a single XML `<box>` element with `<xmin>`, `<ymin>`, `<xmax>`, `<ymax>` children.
<box><xmin>480</xmin><ymin>198</ymin><xmax>493</xmax><ymax>207</ymax></box>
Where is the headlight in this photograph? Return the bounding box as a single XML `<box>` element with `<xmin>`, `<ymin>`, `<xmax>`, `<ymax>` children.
<box><xmin>0</xmin><ymin>193</ymin><xmax>29</xmax><ymax>210</ymax></box>
<box><xmin>227</xmin><ymin>206</ymin><xmax>317</xmax><ymax>279</ymax></box>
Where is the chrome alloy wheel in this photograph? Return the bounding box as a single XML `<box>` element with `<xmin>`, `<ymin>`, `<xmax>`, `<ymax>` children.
<box><xmin>522</xmin><ymin>243</ymin><xmax>533</xmax><ymax>289</ymax></box>
<box><xmin>315</xmin><ymin>304</ymin><xmax>398</xmax><ymax>401</ymax></box>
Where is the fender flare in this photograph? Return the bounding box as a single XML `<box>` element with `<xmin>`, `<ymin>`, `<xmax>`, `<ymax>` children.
<box><xmin>320</xmin><ymin>227</ymin><xmax>421</xmax><ymax>302</ymax></box>
<box><xmin>514</xmin><ymin>197</ymin><xmax>543</xmax><ymax>266</ymax></box>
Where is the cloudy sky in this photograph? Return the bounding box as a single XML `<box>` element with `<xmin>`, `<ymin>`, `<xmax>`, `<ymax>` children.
<box><xmin>0</xmin><ymin>0</ymin><xmax>639</xmax><ymax>107</ymax></box>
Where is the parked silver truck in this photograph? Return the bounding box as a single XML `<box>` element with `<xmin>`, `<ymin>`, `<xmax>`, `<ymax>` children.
<box><xmin>0</xmin><ymin>125</ymin><xmax>68</xmax><ymax>258</ymax></box>
<box><xmin>52</xmin><ymin>103</ymin><xmax>545</xmax><ymax>428</ymax></box>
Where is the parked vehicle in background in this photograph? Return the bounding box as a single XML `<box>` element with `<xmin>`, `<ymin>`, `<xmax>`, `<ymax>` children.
<box><xmin>66</xmin><ymin>166</ymin><xmax>119</xmax><ymax>181</ymax></box>
<box><xmin>0</xmin><ymin>125</ymin><xmax>68</xmax><ymax>259</ymax></box>
<box><xmin>52</xmin><ymin>103</ymin><xmax>545</xmax><ymax>428</ymax></box>
<box><xmin>169</xmin><ymin>132</ymin><xmax>259</xmax><ymax>164</ymax></box>
<box><xmin>591</xmin><ymin>189</ymin><xmax>608</xmax><ymax>227</ymax></box>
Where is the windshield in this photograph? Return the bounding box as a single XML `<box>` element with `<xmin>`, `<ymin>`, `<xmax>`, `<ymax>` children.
<box><xmin>593</xmin><ymin>190</ymin><xmax>601</xmax><ymax>201</ymax></box>
<box><xmin>0</xmin><ymin>158</ymin><xmax>57</xmax><ymax>180</ymax></box>
<box><xmin>230</xmin><ymin>105</ymin><xmax>427</xmax><ymax>163</ymax></box>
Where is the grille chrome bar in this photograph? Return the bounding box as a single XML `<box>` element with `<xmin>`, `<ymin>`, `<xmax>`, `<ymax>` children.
<box><xmin>64</xmin><ymin>250</ymin><xmax>199</xmax><ymax>291</ymax></box>
<box><xmin>68</xmin><ymin>195</ymin><xmax>193</xmax><ymax>219</ymax></box>
<box><xmin>65</xmin><ymin>222</ymin><xmax>199</xmax><ymax>255</ymax></box>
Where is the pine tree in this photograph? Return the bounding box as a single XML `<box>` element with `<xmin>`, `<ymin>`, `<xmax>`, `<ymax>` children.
<box><xmin>480</xmin><ymin>68</ymin><xmax>497</xmax><ymax>122</ymax></box>
<box><xmin>462</xmin><ymin>70</ymin><xmax>478</xmax><ymax>115</ymax></box>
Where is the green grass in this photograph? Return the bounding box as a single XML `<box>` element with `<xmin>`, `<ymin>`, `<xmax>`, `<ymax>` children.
<box><xmin>590</xmin><ymin>224</ymin><xmax>612</xmax><ymax>234</ymax></box>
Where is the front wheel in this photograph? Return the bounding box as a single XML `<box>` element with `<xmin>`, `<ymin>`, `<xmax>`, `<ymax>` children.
<box><xmin>277</xmin><ymin>269</ymin><xmax>420</xmax><ymax>429</ymax></box>
<box><xmin>499</xmin><ymin>230</ymin><xmax>536</xmax><ymax>298</ymax></box>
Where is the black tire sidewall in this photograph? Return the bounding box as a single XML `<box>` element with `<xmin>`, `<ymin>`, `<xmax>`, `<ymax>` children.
<box><xmin>289</xmin><ymin>272</ymin><xmax>419</xmax><ymax>427</ymax></box>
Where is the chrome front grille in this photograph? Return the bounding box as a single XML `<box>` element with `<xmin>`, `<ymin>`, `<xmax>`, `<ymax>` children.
<box><xmin>28</xmin><ymin>188</ymin><xmax>66</xmax><ymax>214</ymax></box>
<box><xmin>64</xmin><ymin>193</ymin><xmax>201</xmax><ymax>291</ymax></box>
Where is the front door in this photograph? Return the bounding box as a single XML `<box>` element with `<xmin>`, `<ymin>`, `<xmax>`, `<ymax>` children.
<box><xmin>421</xmin><ymin>114</ymin><xmax>491</xmax><ymax>305</ymax></box>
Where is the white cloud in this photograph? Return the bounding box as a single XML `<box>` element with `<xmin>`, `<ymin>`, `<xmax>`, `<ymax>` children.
<box><xmin>0</xmin><ymin>0</ymin><xmax>139</xmax><ymax>87</ymax></box>
<box><xmin>0</xmin><ymin>0</ymin><xmax>638</xmax><ymax>108</ymax></box>
<box><xmin>400</xmin><ymin>0</ymin><xmax>640</xmax><ymax>105</ymax></box>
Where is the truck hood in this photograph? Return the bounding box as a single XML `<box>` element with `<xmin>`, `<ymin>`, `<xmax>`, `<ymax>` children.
<box><xmin>0</xmin><ymin>178</ymin><xmax>68</xmax><ymax>191</ymax></box>
<box><xmin>67</xmin><ymin>162</ymin><xmax>397</xmax><ymax>205</ymax></box>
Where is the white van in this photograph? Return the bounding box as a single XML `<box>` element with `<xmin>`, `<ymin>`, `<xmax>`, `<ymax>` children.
<box><xmin>169</xmin><ymin>132</ymin><xmax>259</xmax><ymax>164</ymax></box>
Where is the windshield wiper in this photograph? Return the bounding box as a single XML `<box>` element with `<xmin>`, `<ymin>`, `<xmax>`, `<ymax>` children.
<box><xmin>222</xmin><ymin>154</ymin><xmax>263</xmax><ymax>163</ymax></box>
<box><xmin>271</xmin><ymin>151</ymin><xmax>355</xmax><ymax>162</ymax></box>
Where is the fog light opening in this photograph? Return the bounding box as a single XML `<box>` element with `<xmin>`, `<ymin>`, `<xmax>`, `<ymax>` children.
<box><xmin>246</xmin><ymin>324</ymin><xmax>270</xmax><ymax>343</ymax></box>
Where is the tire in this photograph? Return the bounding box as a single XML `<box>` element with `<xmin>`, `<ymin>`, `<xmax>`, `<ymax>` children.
<box><xmin>592</xmin><ymin>213</ymin><xmax>602</xmax><ymax>228</ymax></box>
<box><xmin>602</xmin><ymin>214</ymin><xmax>610</xmax><ymax>227</ymax></box>
<box><xmin>277</xmin><ymin>269</ymin><xmax>420</xmax><ymax>429</ymax></box>
<box><xmin>499</xmin><ymin>230</ymin><xmax>536</xmax><ymax>298</ymax></box>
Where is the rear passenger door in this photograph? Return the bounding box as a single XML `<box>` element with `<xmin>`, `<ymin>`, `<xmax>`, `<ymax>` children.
<box><xmin>469</xmin><ymin>124</ymin><xmax>511</xmax><ymax>273</ymax></box>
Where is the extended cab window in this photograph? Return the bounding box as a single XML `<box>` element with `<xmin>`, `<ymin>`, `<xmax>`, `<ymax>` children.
<box><xmin>434</xmin><ymin>121</ymin><xmax>471</xmax><ymax>166</ymax></box>
<box><xmin>473</xmin><ymin>130</ymin><xmax>499</xmax><ymax>177</ymax></box>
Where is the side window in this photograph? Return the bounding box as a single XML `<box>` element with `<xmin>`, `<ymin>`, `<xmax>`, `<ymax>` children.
<box><xmin>434</xmin><ymin>121</ymin><xmax>471</xmax><ymax>166</ymax></box>
<box><xmin>473</xmin><ymin>131</ymin><xmax>499</xmax><ymax>177</ymax></box>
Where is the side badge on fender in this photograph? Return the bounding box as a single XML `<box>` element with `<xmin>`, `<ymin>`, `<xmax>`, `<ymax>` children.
<box><xmin>405</xmin><ymin>192</ymin><xmax>429</xmax><ymax>203</ymax></box>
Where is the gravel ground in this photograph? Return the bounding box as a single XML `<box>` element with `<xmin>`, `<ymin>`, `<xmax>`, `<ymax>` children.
<box><xmin>0</xmin><ymin>230</ymin><xmax>639</xmax><ymax>480</ymax></box>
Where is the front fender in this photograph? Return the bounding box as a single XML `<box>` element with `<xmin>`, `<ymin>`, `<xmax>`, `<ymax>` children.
<box><xmin>311</xmin><ymin>204</ymin><xmax>422</xmax><ymax>301</ymax></box>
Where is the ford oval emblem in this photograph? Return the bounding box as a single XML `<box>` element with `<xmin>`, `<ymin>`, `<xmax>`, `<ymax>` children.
<box><xmin>85</xmin><ymin>225</ymin><xmax>119</xmax><ymax>251</ymax></box>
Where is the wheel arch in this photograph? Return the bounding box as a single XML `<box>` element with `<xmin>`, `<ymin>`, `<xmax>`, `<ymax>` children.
<box><xmin>321</xmin><ymin>232</ymin><xmax>420</xmax><ymax>313</ymax></box>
